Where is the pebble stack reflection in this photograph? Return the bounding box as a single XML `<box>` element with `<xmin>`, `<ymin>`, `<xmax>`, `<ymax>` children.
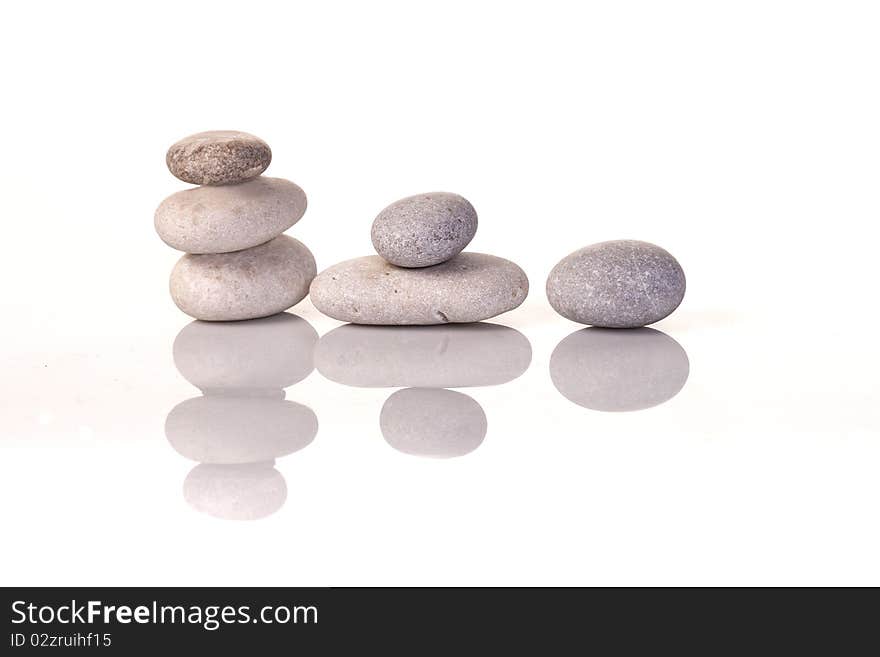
<box><xmin>314</xmin><ymin>323</ymin><xmax>532</xmax><ymax>457</ymax></box>
<box><xmin>166</xmin><ymin>314</ymin><xmax>319</xmax><ymax>520</ymax></box>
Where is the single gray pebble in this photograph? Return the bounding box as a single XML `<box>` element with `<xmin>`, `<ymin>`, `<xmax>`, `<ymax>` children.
<box><xmin>184</xmin><ymin>462</ymin><xmax>287</xmax><ymax>521</ymax></box>
<box><xmin>173</xmin><ymin>313</ymin><xmax>318</xmax><ymax>393</ymax></box>
<box><xmin>155</xmin><ymin>177</ymin><xmax>307</xmax><ymax>254</ymax></box>
<box><xmin>310</xmin><ymin>253</ymin><xmax>528</xmax><ymax>325</ymax></box>
<box><xmin>371</xmin><ymin>192</ymin><xmax>478</xmax><ymax>267</ymax></box>
<box><xmin>166</xmin><ymin>395</ymin><xmax>317</xmax><ymax>464</ymax></box>
<box><xmin>315</xmin><ymin>323</ymin><xmax>531</xmax><ymax>388</ymax></box>
<box><xmin>380</xmin><ymin>388</ymin><xmax>487</xmax><ymax>458</ymax></box>
<box><xmin>550</xmin><ymin>327</ymin><xmax>689</xmax><ymax>411</ymax></box>
<box><xmin>546</xmin><ymin>240</ymin><xmax>686</xmax><ymax>328</ymax></box>
<box><xmin>166</xmin><ymin>130</ymin><xmax>271</xmax><ymax>185</ymax></box>
<box><xmin>170</xmin><ymin>235</ymin><xmax>317</xmax><ymax>321</ymax></box>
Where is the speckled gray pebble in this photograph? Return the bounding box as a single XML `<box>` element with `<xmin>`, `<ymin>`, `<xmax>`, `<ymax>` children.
<box><xmin>371</xmin><ymin>192</ymin><xmax>478</xmax><ymax>267</ymax></box>
<box><xmin>166</xmin><ymin>396</ymin><xmax>317</xmax><ymax>463</ymax></box>
<box><xmin>155</xmin><ymin>177</ymin><xmax>307</xmax><ymax>254</ymax></box>
<box><xmin>546</xmin><ymin>240</ymin><xmax>686</xmax><ymax>328</ymax></box>
<box><xmin>380</xmin><ymin>388</ymin><xmax>487</xmax><ymax>458</ymax></box>
<box><xmin>166</xmin><ymin>130</ymin><xmax>271</xmax><ymax>186</ymax></box>
<box><xmin>170</xmin><ymin>235</ymin><xmax>317</xmax><ymax>321</ymax></box>
<box><xmin>310</xmin><ymin>253</ymin><xmax>528</xmax><ymax>325</ymax></box>
<box><xmin>550</xmin><ymin>328</ymin><xmax>689</xmax><ymax>411</ymax></box>
<box><xmin>315</xmin><ymin>323</ymin><xmax>531</xmax><ymax>388</ymax></box>
<box><xmin>184</xmin><ymin>463</ymin><xmax>287</xmax><ymax>521</ymax></box>
<box><xmin>173</xmin><ymin>314</ymin><xmax>318</xmax><ymax>393</ymax></box>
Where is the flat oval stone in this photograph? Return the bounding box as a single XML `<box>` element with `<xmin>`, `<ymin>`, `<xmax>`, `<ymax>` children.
<box><xmin>310</xmin><ymin>253</ymin><xmax>528</xmax><ymax>325</ymax></box>
<box><xmin>155</xmin><ymin>177</ymin><xmax>307</xmax><ymax>254</ymax></box>
<box><xmin>184</xmin><ymin>463</ymin><xmax>287</xmax><ymax>521</ymax></box>
<box><xmin>173</xmin><ymin>313</ymin><xmax>318</xmax><ymax>393</ymax></box>
<box><xmin>380</xmin><ymin>388</ymin><xmax>486</xmax><ymax>458</ymax></box>
<box><xmin>166</xmin><ymin>396</ymin><xmax>317</xmax><ymax>463</ymax></box>
<box><xmin>315</xmin><ymin>323</ymin><xmax>531</xmax><ymax>387</ymax></box>
<box><xmin>170</xmin><ymin>235</ymin><xmax>316</xmax><ymax>321</ymax></box>
<box><xmin>546</xmin><ymin>240</ymin><xmax>686</xmax><ymax>328</ymax></box>
<box><xmin>371</xmin><ymin>192</ymin><xmax>478</xmax><ymax>267</ymax></box>
<box><xmin>550</xmin><ymin>327</ymin><xmax>689</xmax><ymax>411</ymax></box>
<box><xmin>166</xmin><ymin>130</ymin><xmax>271</xmax><ymax>185</ymax></box>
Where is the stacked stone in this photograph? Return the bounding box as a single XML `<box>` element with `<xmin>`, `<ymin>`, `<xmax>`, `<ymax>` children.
<box><xmin>310</xmin><ymin>192</ymin><xmax>528</xmax><ymax>324</ymax></box>
<box><xmin>166</xmin><ymin>314</ymin><xmax>319</xmax><ymax>520</ymax></box>
<box><xmin>155</xmin><ymin>131</ymin><xmax>316</xmax><ymax>321</ymax></box>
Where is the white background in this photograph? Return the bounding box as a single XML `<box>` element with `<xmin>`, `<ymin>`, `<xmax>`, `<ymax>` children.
<box><xmin>2</xmin><ymin>0</ymin><xmax>879</xmax><ymax>585</ymax></box>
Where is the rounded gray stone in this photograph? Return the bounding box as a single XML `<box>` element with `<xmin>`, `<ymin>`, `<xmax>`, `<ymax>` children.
<box><xmin>166</xmin><ymin>395</ymin><xmax>317</xmax><ymax>464</ymax></box>
<box><xmin>155</xmin><ymin>177</ymin><xmax>307</xmax><ymax>254</ymax></box>
<box><xmin>550</xmin><ymin>327</ymin><xmax>689</xmax><ymax>411</ymax></box>
<box><xmin>371</xmin><ymin>192</ymin><xmax>478</xmax><ymax>267</ymax></box>
<box><xmin>315</xmin><ymin>322</ymin><xmax>531</xmax><ymax>388</ymax></box>
<box><xmin>173</xmin><ymin>313</ymin><xmax>317</xmax><ymax>393</ymax></box>
<box><xmin>166</xmin><ymin>130</ymin><xmax>271</xmax><ymax>186</ymax></box>
<box><xmin>310</xmin><ymin>253</ymin><xmax>528</xmax><ymax>325</ymax></box>
<box><xmin>184</xmin><ymin>463</ymin><xmax>287</xmax><ymax>521</ymax></box>
<box><xmin>170</xmin><ymin>235</ymin><xmax>317</xmax><ymax>321</ymax></box>
<box><xmin>380</xmin><ymin>388</ymin><xmax>487</xmax><ymax>458</ymax></box>
<box><xmin>546</xmin><ymin>240</ymin><xmax>686</xmax><ymax>328</ymax></box>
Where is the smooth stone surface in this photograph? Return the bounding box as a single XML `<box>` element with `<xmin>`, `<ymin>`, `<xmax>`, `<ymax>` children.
<box><xmin>170</xmin><ymin>235</ymin><xmax>317</xmax><ymax>321</ymax></box>
<box><xmin>546</xmin><ymin>240</ymin><xmax>686</xmax><ymax>328</ymax></box>
<box><xmin>166</xmin><ymin>396</ymin><xmax>317</xmax><ymax>463</ymax></box>
<box><xmin>380</xmin><ymin>388</ymin><xmax>487</xmax><ymax>458</ymax></box>
<box><xmin>315</xmin><ymin>323</ymin><xmax>531</xmax><ymax>388</ymax></box>
<box><xmin>184</xmin><ymin>463</ymin><xmax>287</xmax><ymax>521</ymax></box>
<box><xmin>166</xmin><ymin>130</ymin><xmax>271</xmax><ymax>185</ymax></box>
<box><xmin>550</xmin><ymin>327</ymin><xmax>689</xmax><ymax>411</ymax></box>
<box><xmin>310</xmin><ymin>253</ymin><xmax>528</xmax><ymax>325</ymax></box>
<box><xmin>155</xmin><ymin>177</ymin><xmax>307</xmax><ymax>254</ymax></box>
<box><xmin>173</xmin><ymin>313</ymin><xmax>317</xmax><ymax>393</ymax></box>
<box><xmin>371</xmin><ymin>192</ymin><xmax>478</xmax><ymax>267</ymax></box>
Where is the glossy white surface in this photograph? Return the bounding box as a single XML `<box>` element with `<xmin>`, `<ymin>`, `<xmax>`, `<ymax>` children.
<box><xmin>2</xmin><ymin>0</ymin><xmax>879</xmax><ymax>586</ymax></box>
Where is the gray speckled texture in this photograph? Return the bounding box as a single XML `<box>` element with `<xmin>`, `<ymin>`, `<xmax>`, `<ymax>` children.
<box><xmin>315</xmin><ymin>323</ymin><xmax>531</xmax><ymax>388</ymax></box>
<box><xmin>371</xmin><ymin>192</ymin><xmax>478</xmax><ymax>267</ymax></box>
<box><xmin>546</xmin><ymin>240</ymin><xmax>686</xmax><ymax>328</ymax></box>
<box><xmin>166</xmin><ymin>396</ymin><xmax>317</xmax><ymax>463</ymax></box>
<box><xmin>166</xmin><ymin>130</ymin><xmax>271</xmax><ymax>186</ymax></box>
<box><xmin>310</xmin><ymin>253</ymin><xmax>528</xmax><ymax>325</ymax></box>
<box><xmin>155</xmin><ymin>177</ymin><xmax>307</xmax><ymax>254</ymax></box>
<box><xmin>170</xmin><ymin>235</ymin><xmax>317</xmax><ymax>321</ymax></box>
<box><xmin>184</xmin><ymin>463</ymin><xmax>287</xmax><ymax>521</ymax></box>
<box><xmin>173</xmin><ymin>313</ymin><xmax>317</xmax><ymax>393</ymax></box>
<box><xmin>380</xmin><ymin>388</ymin><xmax>487</xmax><ymax>458</ymax></box>
<box><xmin>550</xmin><ymin>328</ymin><xmax>689</xmax><ymax>411</ymax></box>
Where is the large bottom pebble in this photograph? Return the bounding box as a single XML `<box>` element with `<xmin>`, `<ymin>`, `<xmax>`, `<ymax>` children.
<box><xmin>170</xmin><ymin>235</ymin><xmax>316</xmax><ymax>321</ymax></box>
<box><xmin>309</xmin><ymin>253</ymin><xmax>528</xmax><ymax>325</ymax></box>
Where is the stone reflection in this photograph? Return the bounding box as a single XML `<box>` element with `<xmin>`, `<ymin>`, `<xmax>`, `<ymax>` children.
<box><xmin>184</xmin><ymin>462</ymin><xmax>287</xmax><ymax>522</ymax></box>
<box><xmin>380</xmin><ymin>388</ymin><xmax>487</xmax><ymax>458</ymax></box>
<box><xmin>550</xmin><ymin>327</ymin><xmax>689</xmax><ymax>411</ymax></box>
<box><xmin>173</xmin><ymin>313</ymin><xmax>316</xmax><ymax>394</ymax></box>
<box><xmin>167</xmin><ymin>313</ymin><xmax>318</xmax><ymax>520</ymax></box>
<box><xmin>316</xmin><ymin>322</ymin><xmax>531</xmax><ymax>458</ymax></box>
<box><xmin>315</xmin><ymin>322</ymin><xmax>531</xmax><ymax>388</ymax></box>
